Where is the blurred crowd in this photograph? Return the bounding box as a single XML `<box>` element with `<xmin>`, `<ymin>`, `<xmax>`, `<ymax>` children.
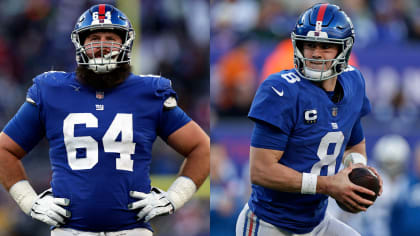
<box><xmin>210</xmin><ymin>0</ymin><xmax>420</xmax><ymax>235</ymax></box>
<box><xmin>0</xmin><ymin>0</ymin><xmax>209</xmax><ymax>235</ymax></box>
<box><xmin>211</xmin><ymin>0</ymin><xmax>420</xmax><ymax>118</ymax></box>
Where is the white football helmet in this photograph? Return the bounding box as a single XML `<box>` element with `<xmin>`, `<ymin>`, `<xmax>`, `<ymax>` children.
<box><xmin>373</xmin><ymin>134</ymin><xmax>410</xmax><ymax>177</ymax></box>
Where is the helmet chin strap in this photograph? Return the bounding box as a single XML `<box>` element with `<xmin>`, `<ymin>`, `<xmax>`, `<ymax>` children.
<box><xmin>303</xmin><ymin>67</ymin><xmax>334</xmax><ymax>81</ymax></box>
<box><xmin>88</xmin><ymin>51</ymin><xmax>119</xmax><ymax>74</ymax></box>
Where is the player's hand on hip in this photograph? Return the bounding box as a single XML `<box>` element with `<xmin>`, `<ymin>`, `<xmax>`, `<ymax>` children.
<box><xmin>327</xmin><ymin>166</ymin><xmax>374</xmax><ymax>212</ymax></box>
<box><xmin>128</xmin><ymin>187</ymin><xmax>174</xmax><ymax>222</ymax></box>
<box><xmin>30</xmin><ymin>188</ymin><xmax>71</xmax><ymax>226</ymax></box>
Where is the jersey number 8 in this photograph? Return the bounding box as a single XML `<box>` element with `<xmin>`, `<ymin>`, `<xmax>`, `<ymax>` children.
<box><xmin>311</xmin><ymin>131</ymin><xmax>344</xmax><ymax>176</ymax></box>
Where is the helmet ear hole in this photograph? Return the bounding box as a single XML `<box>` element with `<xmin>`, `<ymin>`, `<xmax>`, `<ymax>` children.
<box><xmin>295</xmin><ymin>40</ymin><xmax>304</xmax><ymax>53</ymax></box>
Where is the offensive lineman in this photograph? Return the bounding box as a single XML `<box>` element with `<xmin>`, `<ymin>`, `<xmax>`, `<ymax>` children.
<box><xmin>0</xmin><ymin>4</ymin><xmax>209</xmax><ymax>236</ymax></box>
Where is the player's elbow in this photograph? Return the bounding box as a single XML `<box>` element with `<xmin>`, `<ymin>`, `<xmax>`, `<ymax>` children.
<box><xmin>249</xmin><ymin>164</ymin><xmax>265</xmax><ymax>186</ymax></box>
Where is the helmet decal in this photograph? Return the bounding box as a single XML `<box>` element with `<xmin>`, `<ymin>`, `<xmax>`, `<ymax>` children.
<box><xmin>314</xmin><ymin>4</ymin><xmax>327</xmax><ymax>37</ymax></box>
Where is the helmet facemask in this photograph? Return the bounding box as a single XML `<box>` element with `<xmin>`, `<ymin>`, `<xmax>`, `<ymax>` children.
<box><xmin>291</xmin><ymin>33</ymin><xmax>353</xmax><ymax>81</ymax></box>
<box><xmin>71</xmin><ymin>28</ymin><xmax>135</xmax><ymax>74</ymax></box>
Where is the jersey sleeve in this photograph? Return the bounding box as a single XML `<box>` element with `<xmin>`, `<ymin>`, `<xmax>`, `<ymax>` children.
<box><xmin>2</xmin><ymin>102</ymin><xmax>44</xmax><ymax>152</ymax></box>
<box><xmin>248</xmin><ymin>75</ymin><xmax>297</xmax><ymax>135</ymax></box>
<box><xmin>154</xmin><ymin>77</ymin><xmax>192</xmax><ymax>141</ymax></box>
<box><xmin>347</xmin><ymin>118</ymin><xmax>364</xmax><ymax>147</ymax></box>
<box><xmin>153</xmin><ymin>76</ymin><xmax>178</xmax><ymax>101</ymax></box>
<box><xmin>251</xmin><ymin>121</ymin><xmax>289</xmax><ymax>151</ymax></box>
<box><xmin>26</xmin><ymin>75</ymin><xmax>43</xmax><ymax>106</ymax></box>
<box><xmin>3</xmin><ymin>75</ymin><xmax>46</xmax><ymax>152</ymax></box>
<box><xmin>357</xmin><ymin>70</ymin><xmax>371</xmax><ymax>117</ymax></box>
<box><xmin>158</xmin><ymin>107</ymin><xmax>192</xmax><ymax>141</ymax></box>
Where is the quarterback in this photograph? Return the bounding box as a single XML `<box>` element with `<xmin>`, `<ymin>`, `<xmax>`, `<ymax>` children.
<box><xmin>236</xmin><ymin>4</ymin><xmax>382</xmax><ymax>236</ymax></box>
<box><xmin>0</xmin><ymin>4</ymin><xmax>209</xmax><ymax>236</ymax></box>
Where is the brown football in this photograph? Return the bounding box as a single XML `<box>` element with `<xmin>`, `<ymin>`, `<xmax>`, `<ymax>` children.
<box><xmin>336</xmin><ymin>167</ymin><xmax>380</xmax><ymax>213</ymax></box>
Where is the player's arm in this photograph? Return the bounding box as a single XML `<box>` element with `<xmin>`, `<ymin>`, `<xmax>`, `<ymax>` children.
<box><xmin>249</xmin><ymin>121</ymin><xmax>306</xmax><ymax>192</ymax></box>
<box><xmin>129</xmin><ymin>100</ymin><xmax>209</xmax><ymax>222</ymax></box>
<box><xmin>250</xmin><ymin>121</ymin><xmax>375</xmax><ymax>212</ymax></box>
<box><xmin>344</xmin><ymin>138</ymin><xmax>367</xmax><ymax>160</ymax></box>
<box><xmin>0</xmin><ymin>102</ymin><xmax>70</xmax><ymax>226</ymax></box>
<box><xmin>319</xmin><ymin>138</ymin><xmax>382</xmax><ymax>213</ymax></box>
<box><xmin>167</xmin><ymin>120</ymin><xmax>209</xmax><ymax>188</ymax></box>
<box><xmin>249</xmin><ymin>146</ymin><xmax>374</xmax><ymax>211</ymax></box>
<box><xmin>344</xmin><ymin>119</ymin><xmax>383</xmax><ymax>194</ymax></box>
<box><xmin>344</xmin><ymin>139</ymin><xmax>383</xmax><ymax>195</ymax></box>
<box><xmin>250</xmin><ymin>147</ymin><xmax>302</xmax><ymax>192</ymax></box>
<box><xmin>0</xmin><ymin>132</ymin><xmax>28</xmax><ymax>191</ymax></box>
<box><xmin>343</xmin><ymin>118</ymin><xmax>368</xmax><ymax>166</ymax></box>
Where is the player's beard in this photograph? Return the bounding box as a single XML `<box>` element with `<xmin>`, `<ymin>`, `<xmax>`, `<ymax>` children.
<box><xmin>76</xmin><ymin>63</ymin><xmax>131</xmax><ymax>90</ymax></box>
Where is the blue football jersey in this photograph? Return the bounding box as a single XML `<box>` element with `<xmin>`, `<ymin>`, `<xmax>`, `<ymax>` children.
<box><xmin>247</xmin><ymin>67</ymin><xmax>371</xmax><ymax>234</ymax></box>
<box><xmin>8</xmin><ymin>71</ymin><xmax>191</xmax><ymax>232</ymax></box>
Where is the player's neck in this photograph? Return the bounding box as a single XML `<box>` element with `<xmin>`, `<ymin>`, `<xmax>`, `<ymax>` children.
<box><xmin>320</xmin><ymin>77</ymin><xmax>337</xmax><ymax>92</ymax></box>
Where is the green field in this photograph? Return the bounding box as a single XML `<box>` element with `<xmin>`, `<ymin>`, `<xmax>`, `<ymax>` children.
<box><xmin>150</xmin><ymin>175</ymin><xmax>210</xmax><ymax>198</ymax></box>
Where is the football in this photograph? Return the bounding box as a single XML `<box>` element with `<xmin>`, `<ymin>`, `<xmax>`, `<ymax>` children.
<box><xmin>336</xmin><ymin>167</ymin><xmax>380</xmax><ymax>213</ymax></box>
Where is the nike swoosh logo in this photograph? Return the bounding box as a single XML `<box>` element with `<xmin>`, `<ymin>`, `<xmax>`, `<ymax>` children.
<box><xmin>271</xmin><ymin>86</ymin><xmax>284</xmax><ymax>96</ymax></box>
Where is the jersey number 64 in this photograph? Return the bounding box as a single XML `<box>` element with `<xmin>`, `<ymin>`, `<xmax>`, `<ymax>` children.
<box><xmin>63</xmin><ymin>113</ymin><xmax>135</xmax><ymax>172</ymax></box>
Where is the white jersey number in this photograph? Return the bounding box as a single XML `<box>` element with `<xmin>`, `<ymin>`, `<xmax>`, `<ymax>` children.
<box><xmin>280</xmin><ymin>72</ymin><xmax>301</xmax><ymax>83</ymax></box>
<box><xmin>63</xmin><ymin>113</ymin><xmax>135</xmax><ymax>171</ymax></box>
<box><xmin>311</xmin><ymin>131</ymin><xmax>344</xmax><ymax>176</ymax></box>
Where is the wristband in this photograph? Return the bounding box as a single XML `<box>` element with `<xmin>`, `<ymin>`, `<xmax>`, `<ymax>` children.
<box><xmin>343</xmin><ymin>152</ymin><xmax>367</xmax><ymax>167</ymax></box>
<box><xmin>301</xmin><ymin>173</ymin><xmax>317</xmax><ymax>195</ymax></box>
<box><xmin>9</xmin><ymin>180</ymin><xmax>38</xmax><ymax>215</ymax></box>
<box><xmin>166</xmin><ymin>176</ymin><xmax>197</xmax><ymax>211</ymax></box>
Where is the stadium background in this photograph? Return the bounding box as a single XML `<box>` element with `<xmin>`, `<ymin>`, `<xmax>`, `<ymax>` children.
<box><xmin>0</xmin><ymin>0</ymin><xmax>209</xmax><ymax>235</ymax></box>
<box><xmin>211</xmin><ymin>0</ymin><xmax>420</xmax><ymax>236</ymax></box>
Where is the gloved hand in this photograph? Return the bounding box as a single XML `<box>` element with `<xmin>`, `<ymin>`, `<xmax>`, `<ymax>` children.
<box><xmin>128</xmin><ymin>187</ymin><xmax>174</xmax><ymax>222</ymax></box>
<box><xmin>30</xmin><ymin>188</ymin><xmax>71</xmax><ymax>226</ymax></box>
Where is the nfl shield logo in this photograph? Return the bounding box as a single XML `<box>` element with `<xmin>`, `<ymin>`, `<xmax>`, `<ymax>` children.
<box><xmin>332</xmin><ymin>107</ymin><xmax>338</xmax><ymax>117</ymax></box>
<box><xmin>96</xmin><ymin>91</ymin><xmax>104</xmax><ymax>100</ymax></box>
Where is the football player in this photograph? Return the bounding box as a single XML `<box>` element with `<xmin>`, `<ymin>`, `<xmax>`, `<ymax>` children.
<box><xmin>0</xmin><ymin>4</ymin><xmax>209</xmax><ymax>236</ymax></box>
<box><xmin>236</xmin><ymin>4</ymin><xmax>382</xmax><ymax>236</ymax></box>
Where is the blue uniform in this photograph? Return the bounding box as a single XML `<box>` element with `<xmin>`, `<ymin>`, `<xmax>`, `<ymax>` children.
<box><xmin>390</xmin><ymin>175</ymin><xmax>420</xmax><ymax>236</ymax></box>
<box><xmin>247</xmin><ymin>67</ymin><xmax>371</xmax><ymax>234</ymax></box>
<box><xmin>3</xmin><ymin>72</ymin><xmax>191</xmax><ymax>232</ymax></box>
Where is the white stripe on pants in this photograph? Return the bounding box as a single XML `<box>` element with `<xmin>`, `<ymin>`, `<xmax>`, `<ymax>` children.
<box><xmin>51</xmin><ymin>227</ymin><xmax>153</xmax><ymax>236</ymax></box>
<box><xmin>236</xmin><ymin>204</ymin><xmax>360</xmax><ymax>236</ymax></box>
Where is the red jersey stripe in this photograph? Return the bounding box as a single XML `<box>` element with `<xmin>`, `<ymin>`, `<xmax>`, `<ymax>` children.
<box><xmin>248</xmin><ymin>213</ymin><xmax>254</xmax><ymax>236</ymax></box>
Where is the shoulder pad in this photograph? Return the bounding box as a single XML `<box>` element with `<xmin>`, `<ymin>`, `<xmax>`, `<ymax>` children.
<box><xmin>163</xmin><ymin>96</ymin><xmax>177</xmax><ymax>109</ymax></box>
<box><xmin>344</xmin><ymin>65</ymin><xmax>356</xmax><ymax>72</ymax></box>
<box><xmin>139</xmin><ymin>74</ymin><xmax>162</xmax><ymax>78</ymax></box>
<box><xmin>34</xmin><ymin>71</ymin><xmax>70</xmax><ymax>83</ymax></box>
<box><xmin>26</xmin><ymin>97</ymin><xmax>37</xmax><ymax>105</ymax></box>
